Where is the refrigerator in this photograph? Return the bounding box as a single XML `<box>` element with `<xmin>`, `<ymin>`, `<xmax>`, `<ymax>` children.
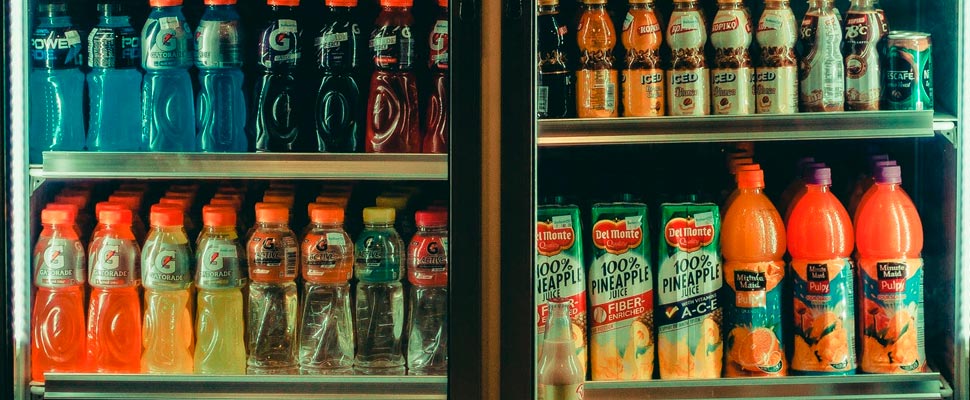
<box><xmin>493</xmin><ymin>0</ymin><xmax>968</xmax><ymax>399</ymax></box>
<box><xmin>5</xmin><ymin>0</ymin><xmax>488</xmax><ymax>398</ymax></box>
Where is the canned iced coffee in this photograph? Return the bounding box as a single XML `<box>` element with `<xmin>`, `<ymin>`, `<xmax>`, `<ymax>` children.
<box><xmin>883</xmin><ymin>31</ymin><xmax>933</xmax><ymax>111</ymax></box>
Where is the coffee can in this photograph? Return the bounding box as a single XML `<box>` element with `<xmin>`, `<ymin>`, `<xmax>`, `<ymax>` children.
<box><xmin>883</xmin><ymin>31</ymin><xmax>933</xmax><ymax>111</ymax></box>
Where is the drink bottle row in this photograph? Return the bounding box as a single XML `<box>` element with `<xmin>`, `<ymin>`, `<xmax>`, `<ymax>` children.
<box><xmin>31</xmin><ymin>181</ymin><xmax>448</xmax><ymax>380</ymax></box>
<box><xmin>29</xmin><ymin>0</ymin><xmax>449</xmax><ymax>163</ymax></box>
<box><xmin>535</xmin><ymin>150</ymin><xmax>925</xmax><ymax>396</ymax></box>
<box><xmin>537</xmin><ymin>0</ymin><xmax>934</xmax><ymax>118</ymax></box>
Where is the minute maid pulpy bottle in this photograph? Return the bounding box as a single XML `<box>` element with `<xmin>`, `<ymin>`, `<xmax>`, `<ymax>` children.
<box><xmin>142</xmin><ymin>0</ymin><xmax>196</xmax><ymax>151</ymax></box>
<box><xmin>657</xmin><ymin>202</ymin><xmax>722</xmax><ymax>379</ymax></box>
<box><xmin>535</xmin><ymin>204</ymin><xmax>587</xmax><ymax>387</ymax></box>
<box><xmin>588</xmin><ymin>203</ymin><xmax>654</xmax><ymax>381</ymax></box>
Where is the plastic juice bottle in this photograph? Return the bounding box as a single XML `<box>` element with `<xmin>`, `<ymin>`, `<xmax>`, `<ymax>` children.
<box><xmin>666</xmin><ymin>0</ymin><xmax>709</xmax><ymax>116</ymax></box>
<box><xmin>424</xmin><ymin>0</ymin><xmax>449</xmax><ymax>153</ymax></box>
<box><xmin>29</xmin><ymin>1</ymin><xmax>85</xmax><ymax>164</ymax></box>
<box><xmin>777</xmin><ymin>156</ymin><xmax>817</xmax><ymax>215</ymax></box>
<box><xmin>314</xmin><ymin>0</ymin><xmax>364</xmax><ymax>153</ymax></box>
<box><xmin>855</xmin><ymin>165</ymin><xmax>926</xmax><ymax>373</ymax></box>
<box><xmin>254</xmin><ymin>0</ymin><xmax>303</xmax><ymax>152</ymax></box>
<box><xmin>354</xmin><ymin>207</ymin><xmax>406</xmax><ymax>374</ymax></box>
<box><xmin>32</xmin><ymin>209</ymin><xmax>87</xmax><ymax>381</ymax></box>
<box><xmin>247</xmin><ymin>204</ymin><xmax>300</xmax><ymax>374</ymax></box>
<box><xmin>87</xmin><ymin>208</ymin><xmax>142</xmax><ymax>373</ymax></box>
<box><xmin>87</xmin><ymin>2</ymin><xmax>143</xmax><ymax>152</ymax></box>
<box><xmin>91</xmin><ymin>202</ymin><xmax>127</xmax><ymax>238</ymax></box>
<box><xmin>141</xmin><ymin>0</ymin><xmax>196</xmax><ymax>152</ymax></box>
<box><xmin>537</xmin><ymin>0</ymin><xmax>574</xmax><ymax>119</ymax></box>
<box><xmin>366</xmin><ymin>0</ymin><xmax>423</xmax><ymax>153</ymax></box>
<box><xmin>722</xmin><ymin>168</ymin><xmax>788</xmax><ymax>377</ymax></box>
<box><xmin>537</xmin><ymin>298</ymin><xmax>586</xmax><ymax>400</ymax></box>
<box><xmin>621</xmin><ymin>0</ymin><xmax>664</xmax><ymax>117</ymax></box>
<box><xmin>711</xmin><ymin>0</ymin><xmax>756</xmax><ymax>115</ymax></box>
<box><xmin>193</xmin><ymin>205</ymin><xmax>247</xmax><ymax>374</ymax></box>
<box><xmin>298</xmin><ymin>206</ymin><xmax>355</xmax><ymax>374</ymax></box>
<box><xmin>42</xmin><ymin>203</ymin><xmax>81</xmax><ymax>240</ymax></box>
<box><xmin>406</xmin><ymin>210</ymin><xmax>449</xmax><ymax>375</ymax></box>
<box><xmin>141</xmin><ymin>205</ymin><xmax>195</xmax><ymax>373</ymax></box>
<box><xmin>788</xmin><ymin>167</ymin><xmax>857</xmax><ymax>375</ymax></box>
<box><xmin>195</xmin><ymin>0</ymin><xmax>247</xmax><ymax>152</ymax></box>
<box><xmin>576</xmin><ymin>0</ymin><xmax>618</xmax><ymax>118</ymax></box>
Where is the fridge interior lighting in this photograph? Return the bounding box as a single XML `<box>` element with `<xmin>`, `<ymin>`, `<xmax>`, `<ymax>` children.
<box><xmin>9</xmin><ymin>0</ymin><xmax>29</xmax><ymax>394</ymax></box>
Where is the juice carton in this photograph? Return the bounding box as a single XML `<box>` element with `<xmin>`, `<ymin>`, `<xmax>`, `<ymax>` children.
<box><xmin>536</xmin><ymin>205</ymin><xmax>588</xmax><ymax>377</ymax></box>
<box><xmin>656</xmin><ymin>202</ymin><xmax>723</xmax><ymax>379</ymax></box>
<box><xmin>588</xmin><ymin>203</ymin><xmax>654</xmax><ymax>381</ymax></box>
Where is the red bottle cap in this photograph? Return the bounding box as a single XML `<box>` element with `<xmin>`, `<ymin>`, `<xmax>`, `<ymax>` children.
<box><xmin>150</xmin><ymin>205</ymin><xmax>185</xmax><ymax>227</ymax></box>
<box><xmin>381</xmin><ymin>0</ymin><xmax>413</xmax><ymax>7</ymax></box>
<box><xmin>44</xmin><ymin>203</ymin><xmax>79</xmax><ymax>222</ymax></box>
<box><xmin>202</xmin><ymin>205</ymin><xmax>237</xmax><ymax>227</ymax></box>
<box><xmin>95</xmin><ymin>202</ymin><xmax>127</xmax><ymax>218</ymax></box>
<box><xmin>438</xmin><ymin>0</ymin><xmax>447</xmax><ymax>7</ymax></box>
<box><xmin>159</xmin><ymin>196</ymin><xmax>192</xmax><ymax>212</ymax></box>
<box><xmin>150</xmin><ymin>0</ymin><xmax>183</xmax><ymax>7</ymax></box>
<box><xmin>737</xmin><ymin>169</ymin><xmax>765</xmax><ymax>189</ymax></box>
<box><xmin>54</xmin><ymin>194</ymin><xmax>88</xmax><ymax>210</ymax></box>
<box><xmin>210</xmin><ymin>198</ymin><xmax>241</xmax><ymax>211</ymax></box>
<box><xmin>310</xmin><ymin>206</ymin><xmax>345</xmax><ymax>224</ymax></box>
<box><xmin>41</xmin><ymin>209</ymin><xmax>74</xmax><ymax>225</ymax></box>
<box><xmin>98</xmin><ymin>208</ymin><xmax>133</xmax><ymax>226</ymax></box>
<box><xmin>256</xmin><ymin>203</ymin><xmax>290</xmax><ymax>223</ymax></box>
<box><xmin>108</xmin><ymin>194</ymin><xmax>141</xmax><ymax>212</ymax></box>
<box><xmin>415</xmin><ymin>210</ymin><xmax>448</xmax><ymax>227</ymax></box>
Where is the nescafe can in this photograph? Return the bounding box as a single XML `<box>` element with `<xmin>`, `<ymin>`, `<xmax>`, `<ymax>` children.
<box><xmin>883</xmin><ymin>31</ymin><xmax>934</xmax><ymax>110</ymax></box>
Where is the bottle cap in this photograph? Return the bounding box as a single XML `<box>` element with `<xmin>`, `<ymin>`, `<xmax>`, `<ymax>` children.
<box><xmin>95</xmin><ymin>202</ymin><xmax>126</xmax><ymax>218</ymax></box>
<box><xmin>263</xmin><ymin>192</ymin><xmax>295</xmax><ymax>208</ymax></box>
<box><xmin>806</xmin><ymin>167</ymin><xmax>833</xmax><ymax>186</ymax></box>
<box><xmin>875</xmin><ymin>165</ymin><xmax>903</xmax><ymax>184</ymax></box>
<box><xmin>438</xmin><ymin>0</ymin><xmax>448</xmax><ymax>7</ymax></box>
<box><xmin>41</xmin><ymin>209</ymin><xmax>74</xmax><ymax>225</ymax></box>
<box><xmin>44</xmin><ymin>203</ymin><xmax>79</xmax><ymax>222</ymax></box>
<box><xmin>872</xmin><ymin>160</ymin><xmax>897</xmax><ymax>174</ymax></box>
<box><xmin>210</xmin><ymin>197</ymin><xmax>241</xmax><ymax>211</ymax></box>
<box><xmin>164</xmin><ymin>190</ymin><xmax>193</xmax><ymax>200</ymax></box>
<box><xmin>310</xmin><ymin>206</ymin><xmax>345</xmax><ymax>224</ymax></box>
<box><xmin>325</xmin><ymin>0</ymin><xmax>356</xmax><ymax>6</ymax></box>
<box><xmin>205</xmin><ymin>0</ymin><xmax>237</xmax><ymax>4</ymax></box>
<box><xmin>415</xmin><ymin>210</ymin><xmax>448</xmax><ymax>227</ymax></box>
<box><xmin>54</xmin><ymin>194</ymin><xmax>88</xmax><ymax>210</ymax></box>
<box><xmin>375</xmin><ymin>195</ymin><xmax>408</xmax><ymax>211</ymax></box>
<box><xmin>150</xmin><ymin>0</ymin><xmax>184</xmax><ymax>7</ymax></box>
<box><xmin>255</xmin><ymin>203</ymin><xmax>289</xmax><ymax>223</ymax></box>
<box><xmin>363</xmin><ymin>207</ymin><xmax>396</xmax><ymax>224</ymax></box>
<box><xmin>202</xmin><ymin>205</ymin><xmax>237</xmax><ymax>227</ymax></box>
<box><xmin>737</xmin><ymin>169</ymin><xmax>766</xmax><ymax>189</ymax></box>
<box><xmin>728</xmin><ymin>157</ymin><xmax>755</xmax><ymax>175</ymax></box>
<box><xmin>538</xmin><ymin>0</ymin><xmax>559</xmax><ymax>4</ymax></box>
<box><xmin>316</xmin><ymin>195</ymin><xmax>349</xmax><ymax>209</ymax></box>
<box><xmin>380</xmin><ymin>0</ymin><xmax>413</xmax><ymax>7</ymax></box>
<box><xmin>107</xmin><ymin>194</ymin><xmax>141</xmax><ymax>212</ymax></box>
<box><xmin>150</xmin><ymin>204</ymin><xmax>184</xmax><ymax>227</ymax></box>
<box><xmin>801</xmin><ymin>162</ymin><xmax>827</xmax><ymax>175</ymax></box>
<box><xmin>737</xmin><ymin>163</ymin><xmax>761</xmax><ymax>172</ymax></box>
<box><xmin>98</xmin><ymin>208</ymin><xmax>133</xmax><ymax>226</ymax></box>
<box><xmin>159</xmin><ymin>197</ymin><xmax>192</xmax><ymax>212</ymax></box>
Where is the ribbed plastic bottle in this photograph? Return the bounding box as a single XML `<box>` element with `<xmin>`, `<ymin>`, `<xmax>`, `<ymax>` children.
<box><xmin>141</xmin><ymin>0</ymin><xmax>196</xmax><ymax>151</ymax></box>
<box><xmin>406</xmin><ymin>210</ymin><xmax>449</xmax><ymax>375</ymax></box>
<box><xmin>423</xmin><ymin>0</ymin><xmax>449</xmax><ymax>153</ymax></box>
<box><xmin>196</xmin><ymin>0</ymin><xmax>248</xmax><ymax>152</ymax></box>
<box><xmin>87</xmin><ymin>2</ymin><xmax>143</xmax><ymax>151</ymax></box>
<box><xmin>254</xmin><ymin>0</ymin><xmax>304</xmax><ymax>152</ymax></box>
<box><xmin>314</xmin><ymin>0</ymin><xmax>364</xmax><ymax>152</ymax></box>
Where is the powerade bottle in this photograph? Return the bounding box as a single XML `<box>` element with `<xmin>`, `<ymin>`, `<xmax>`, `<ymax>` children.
<box><xmin>366</xmin><ymin>0</ymin><xmax>422</xmax><ymax>153</ymax></box>
<box><xmin>254</xmin><ymin>0</ymin><xmax>303</xmax><ymax>152</ymax></box>
<box><xmin>29</xmin><ymin>1</ymin><xmax>84</xmax><ymax>163</ymax></box>
<box><xmin>196</xmin><ymin>0</ymin><xmax>247</xmax><ymax>152</ymax></box>
<box><xmin>142</xmin><ymin>0</ymin><xmax>196</xmax><ymax>152</ymax></box>
<box><xmin>314</xmin><ymin>0</ymin><xmax>363</xmax><ymax>153</ymax></box>
<box><xmin>423</xmin><ymin>0</ymin><xmax>449</xmax><ymax>153</ymax></box>
<box><xmin>87</xmin><ymin>2</ymin><xmax>142</xmax><ymax>152</ymax></box>
<box><xmin>406</xmin><ymin>210</ymin><xmax>449</xmax><ymax>375</ymax></box>
<box><xmin>354</xmin><ymin>207</ymin><xmax>406</xmax><ymax>375</ymax></box>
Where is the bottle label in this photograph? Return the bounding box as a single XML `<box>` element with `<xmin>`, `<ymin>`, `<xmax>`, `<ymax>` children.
<box><xmin>31</xmin><ymin>27</ymin><xmax>83</xmax><ymax>69</ymax></box>
<box><xmin>723</xmin><ymin>260</ymin><xmax>787</xmax><ymax>377</ymax></box>
<box><xmin>317</xmin><ymin>22</ymin><xmax>360</xmax><ymax>70</ymax></box>
<box><xmin>756</xmin><ymin>7</ymin><xmax>798</xmax><ymax>114</ymax></box>
<box><xmin>259</xmin><ymin>19</ymin><xmax>300</xmax><ymax>69</ymax></box>
<box><xmin>712</xmin><ymin>67</ymin><xmax>755</xmax><ymax>115</ymax></box>
<box><xmin>536</xmin><ymin>209</ymin><xmax>587</xmax><ymax>373</ymax></box>
<box><xmin>711</xmin><ymin>9</ymin><xmax>753</xmax><ymax>52</ymax></box>
<box><xmin>370</xmin><ymin>23</ymin><xmax>414</xmax><ymax>70</ymax></box>
<box><xmin>250</xmin><ymin>232</ymin><xmax>299</xmax><ymax>281</ymax></box>
<box><xmin>35</xmin><ymin>239</ymin><xmax>85</xmax><ymax>287</ymax></box>
<box><xmin>196</xmin><ymin>241</ymin><xmax>245</xmax><ymax>289</ymax></box>
<box><xmin>667</xmin><ymin>11</ymin><xmax>706</xmax><ymax>51</ymax></box>
<box><xmin>89</xmin><ymin>238</ymin><xmax>139</xmax><ymax>287</ymax></box>
<box><xmin>710</xmin><ymin>7</ymin><xmax>754</xmax><ymax>115</ymax></box>
<box><xmin>576</xmin><ymin>69</ymin><xmax>617</xmax><ymax>117</ymax></box>
<box><xmin>799</xmin><ymin>11</ymin><xmax>844</xmax><ymax>112</ymax></box>
<box><xmin>88</xmin><ymin>25</ymin><xmax>140</xmax><ymax>68</ymax></box>
<box><xmin>143</xmin><ymin>16</ymin><xmax>192</xmax><ymax>69</ymax></box>
<box><xmin>791</xmin><ymin>258</ymin><xmax>857</xmax><ymax>374</ymax></box>
<box><xmin>303</xmin><ymin>231</ymin><xmax>353</xmax><ymax>282</ymax></box>
<box><xmin>408</xmin><ymin>234</ymin><xmax>448</xmax><ymax>285</ymax></box>
<box><xmin>859</xmin><ymin>258</ymin><xmax>926</xmax><ymax>373</ymax></box>
<box><xmin>143</xmin><ymin>242</ymin><xmax>192</xmax><ymax>288</ymax></box>
<box><xmin>429</xmin><ymin>19</ymin><xmax>448</xmax><ymax>69</ymax></box>
<box><xmin>622</xmin><ymin>69</ymin><xmax>664</xmax><ymax>117</ymax></box>
<box><xmin>667</xmin><ymin>68</ymin><xmax>710</xmax><ymax>116</ymax></box>
<box><xmin>755</xmin><ymin>66</ymin><xmax>799</xmax><ymax>113</ymax></box>
<box><xmin>844</xmin><ymin>11</ymin><xmax>881</xmax><ymax>110</ymax></box>
<box><xmin>196</xmin><ymin>20</ymin><xmax>243</xmax><ymax>68</ymax></box>
<box><xmin>355</xmin><ymin>233</ymin><xmax>402</xmax><ymax>282</ymax></box>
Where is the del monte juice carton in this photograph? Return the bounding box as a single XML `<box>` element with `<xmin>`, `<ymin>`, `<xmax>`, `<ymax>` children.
<box><xmin>657</xmin><ymin>202</ymin><xmax>723</xmax><ymax>379</ymax></box>
<box><xmin>588</xmin><ymin>203</ymin><xmax>654</xmax><ymax>381</ymax></box>
<box><xmin>536</xmin><ymin>204</ymin><xmax>587</xmax><ymax>380</ymax></box>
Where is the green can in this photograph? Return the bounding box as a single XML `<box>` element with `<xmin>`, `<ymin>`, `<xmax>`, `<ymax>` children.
<box><xmin>883</xmin><ymin>31</ymin><xmax>934</xmax><ymax>111</ymax></box>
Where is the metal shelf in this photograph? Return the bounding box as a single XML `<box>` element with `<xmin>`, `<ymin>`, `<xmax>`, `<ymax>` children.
<box><xmin>38</xmin><ymin>374</ymin><xmax>447</xmax><ymax>399</ymax></box>
<box><xmin>537</xmin><ymin>110</ymin><xmax>939</xmax><ymax>146</ymax></box>
<box><xmin>30</xmin><ymin>152</ymin><xmax>448</xmax><ymax>180</ymax></box>
<box><xmin>583</xmin><ymin>372</ymin><xmax>950</xmax><ymax>400</ymax></box>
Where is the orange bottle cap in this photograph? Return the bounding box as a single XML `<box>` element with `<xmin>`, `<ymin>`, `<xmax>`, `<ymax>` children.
<box><xmin>270</xmin><ymin>0</ymin><xmax>300</xmax><ymax>5</ymax></box>
<box><xmin>310</xmin><ymin>205</ymin><xmax>345</xmax><ymax>224</ymax></box>
<box><xmin>98</xmin><ymin>208</ymin><xmax>133</xmax><ymax>226</ymax></box>
<box><xmin>737</xmin><ymin>169</ymin><xmax>766</xmax><ymax>189</ymax></box>
<box><xmin>54</xmin><ymin>194</ymin><xmax>88</xmax><ymax>210</ymax></box>
<box><xmin>728</xmin><ymin>157</ymin><xmax>755</xmax><ymax>175</ymax></box>
<box><xmin>325</xmin><ymin>0</ymin><xmax>356</xmax><ymax>6</ymax></box>
<box><xmin>150</xmin><ymin>0</ymin><xmax>184</xmax><ymax>6</ymax></box>
<box><xmin>41</xmin><ymin>209</ymin><xmax>74</xmax><ymax>225</ymax></box>
<box><xmin>210</xmin><ymin>198</ymin><xmax>241</xmax><ymax>211</ymax></box>
<box><xmin>308</xmin><ymin>201</ymin><xmax>340</xmax><ymax>215</ymax></box>
<box><xmin>256</xmin><ymin>204</ymin><xmax>290</xmax><ymax>223</ymax></box>
<box><xmin>159</xmin><ymin>196</ymin><xmax>192</xmax><ymax>211</ymax></box>
<box><xmin>438</xmin><ymin>0</ymin><xmax>447</xmax><ymax>7</ymax></box>
<box><xmin>95</xmin><ymin>201</ymin><xmax>127</xmax><ymax>217</ymax></box>
<box><xmin>202</xmin><ymin>205</ymin><xmax>237</xmax><ymax>227</ymax></box>
<box><xmin>150</xmin><ymin>204</ymin><xmax>185</xmax><ymax>227</ymax></box>
<box><xmin>381</xmin><ymin>0</ymin><xmax>413</xmax><ymax>7</ymax></box>
<box><xmin>205</xmin><ymin>0</ymin><xmax>236</xmax><ymax>4</ymax></box>
<box><xmin>737</xmin><ymin>163</ymin><xmax>761</xmax><ymax>172</ymax></box>
<box><xmin>44</xmin><ymin>203</ymin><xmax>79</xmax><ymax>221</ymax></box>
<box><xmin>107</xmin><ymin>194</ymin><xmax>141</xmax><ymax>212</ymax></box>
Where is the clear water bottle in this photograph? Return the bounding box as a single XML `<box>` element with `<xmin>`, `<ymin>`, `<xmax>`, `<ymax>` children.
<box><xmin>196</xmin><ymin>0</ymin><xmax>248</xmax><ymax>152</ymax></box>
<box><xmin>29</xmin><ymin>1</ymin><xmax>84</xmax><ymax>163</ymax></box>
<box><xmin>406</xmin><ymin>210</ymin><xmax>448</xmax><ymax>375</ymax></box>
<box><xmin>254</xmin><ymin>0</ymin><xmax>303</xmax><ymax>152</ymax></box>
<box><xmin>141</xmin><ymin>0</ymin><xmax>196</xmax><ymax>152</ymax></box>
<box><xmin>87</xmin><ymin>2</ymin><xmax>142</xmax><ymax>152</ymax></box>
<box><xmin>354</xmin><ymin>207</ymin><xmax>405</xmax><ymax>375</ymax></box>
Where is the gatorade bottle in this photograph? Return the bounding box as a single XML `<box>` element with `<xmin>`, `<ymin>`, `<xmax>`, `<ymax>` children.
<box><xmin>424</xmin><ymin>0</ymin><xmax>449</xmax><ymax>153</ymax></box>
<box><xmin>141</xmin><ymin>205</ymin><xmax>195</xmax><ymax>373</ymax></box>
<box><xmin>788</xmin><ymin>167</ymin><xmax>857</xmax><ymax>375</ymax></box>
<box><xmin>621</xmin><ymin>0</ymin><xmax>665</xmax><ymax>117</ymax></box>
<box><xmin>855</xmin><ymin>165</ymin><xmax>926</xmax><ymax>373</ymax></box>
<box><xmin>32</xmin><ymin>208</ymin><xmax>87</xmax><ymax>381</ymax></box>
<box><xmin>91</xmin><ymin>202</ymin><xmax>126</xmax><ymax>238</ymax></box>
<box><xmin>194</xmin><ymin>205</ymin><xmax>247</xmax><ymax>374</ymax></box>
<box><xmin>41</xmin><ymin>203</ymin><xmax>82</xmax><ymax>241</ymax></box>
<box><xmin>247</xmin><ymin>203</ymin><xmax>300</xmax><ymax>374</ymax></box>
<box><xmin>406</xmin><ymin>210</ymin><xmax>449</xmax><ymax>375</ymax></box>
<box><xmin>366</xmin><ymin>0</ymin><xmax>423</xmax><ymax>153</ymax></box>
<box><xmin>29</xmin><ymin>1</ymin><xmax>84</xmax><ymax>163</ymax></box>
<box><xmin>196</xmin><ymin>0</ymin><xmax>247</xmax><ymax>152</ymax></box>
<box><xmin>314</xmin><ymin>0</ymin><xmax>363</xmax><ymax>153</ymax></box>
<box><xmin>87</xmin><ymin>208</ymin><xmax>142</xmax><ymax>373</ymax></box>
<box><xmin>722</xmin><ymin>168</ymin><xmax>788</xmax><ymax>377</ymax></box>
<box><xmin>354</xmin><ymin>207</ymin><xmax>406</xmax><ymax>374</ymax></box>
<box><xmin>142</xmin><ymin>0</ymin><xmax>196</xmax><ymax>152</ymax></box>
<box><xmin>87</xmin><ymin>2</ymin><xmax>143</xmax><ymax>152</ymax></box>
<box><xmin>298</xmin><ymin>206</ymin><xmax>355</xmax><ymax>374</ymax></box>
<box><xmin>576</xmin><ymin>0</ymin><xmax>618</xmax><ymax>118</ymax></box>
<box><xmin>254</xmin><ymin>0</ymin><xmax>303</xmax><ymax>152</ymax></box>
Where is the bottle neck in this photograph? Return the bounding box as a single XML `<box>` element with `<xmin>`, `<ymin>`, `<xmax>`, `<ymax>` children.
<box><xmin>327</xmin><ymin>5</ymin><xmax>353</xmax><ymax>14</ymax></box>
<box><xmin>257</xmin><ymin>221</ymin><xmax>290</xmax><ymax>230</ymax></box>
<box><xmin>738</xmin><ymin>185</ymin><xmax>765</xmax><ymax>194</ymax></box>
<box><xmin>382</xmin><ymin>5</ymin><xmax>411</xmax><ymax>12</ymax></box>
<box><xmin>311</xmin><ymin>222</ymin><xmax>345</xmax><ymax>230</ymax></box>
<box><xmin>152</xmin><ymin>225</ymin><xmax>185</xmax><ymax>234</ymax></box>
<box><xmin>416</xmin><ymin>225</ymin><xmax>446</xmax><ymax>233</ymax></box>
<box><xmin>43</xmin><ymin>223</ymin><xmax>80</xmax><ymax>239</ymax></box>
<box><xmin>764</xmin><ymin>0</ymin><xmax>789</xmax><ymax>9</ymax></box>
<box><xmin>203</xmin><ymin>225</ymin><xmax>237</xmax><ymax>235</ymax></box>
<box><xmin>543</xmin><ymin>303</ymin><xmax>573</xmax><ymax>342</ymax></box>
<box><xmin>850</xmin><ymin>0</ymin><xmax>874</xmax><ymax>9</ymax></box>
<box><xmin>538</xmin><ymin>4</ymin><xmax>559</xmax><ymax>15</ymax></box>
<box><xmin>673</xmin><ymin>1</ymin><xmax>698</xmax><ymax>11</ymax></box>
<box><xmin>364</xmin><ymin>222</ymin><xmax>395</xmax><ymax>229</ymax></box>
<box><xmin>805</xmin><ymin>183</ymin><xmax>832</xmax><ymax>193</ymax></box>
<box><xmin>629</xmin><ymin>3</ymin><xmax>650</xmax><ymax>11</ymax></box>
<box><xmin>717</xmin><ymin>1</ymin><xmax>744</xmax><ymax>10</ymax></box>
<box><xmin>584</xmin><ymin>3</ymin><xmax>606</xmax><ymax>12</ymax></box>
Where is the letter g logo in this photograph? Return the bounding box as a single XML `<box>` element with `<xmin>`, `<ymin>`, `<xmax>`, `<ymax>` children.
<box><xmin>270</xmin><ymin>28</ymin><xmax>292</xmax><ymax>52</ymax></box>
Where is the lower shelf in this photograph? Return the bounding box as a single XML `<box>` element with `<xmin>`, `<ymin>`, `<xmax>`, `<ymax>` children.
<box><xmin>583</xmin><ymin>372</ymin><xmax>950</xmax><ymax>400</ymax></box>
<box><xmin>36</xmin><ymin>374</ymin><xmax>447</xmax><ymax>399</ymax></box>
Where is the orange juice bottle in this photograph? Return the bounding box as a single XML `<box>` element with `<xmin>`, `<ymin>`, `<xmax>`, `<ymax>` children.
<box><xmin>788</xmin><ymin>167</ymin><xmax>857</xmax><ymax>375</ymax></box>
<box><xmin>855</xmin><ymin>165</ymin><xmax>926</xmax><ymax>373</ymax></box>
<box><xmin>576</xmin><ymin>0</ymin><xmax>618</xmax><ymax>118</ymax></box>
<box><xmin>621</xmin><ymin>0</ymin><xmax>664</xmax><ymax>117</ymax></box>
<box><xmin>722</xmin><ymin>168</ymin><xmax>788</xmax><ymax>377</ymax></box>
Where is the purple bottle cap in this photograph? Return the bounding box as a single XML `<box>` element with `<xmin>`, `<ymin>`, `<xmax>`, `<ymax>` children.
<box><xmin>875</xmin><ymin>165</ymin><xmax>903</xmax><ymax>184</ymax></box>
<box><xmin>801</xmin><ymin>162</ymin><xmax>827</xmax><ymax>176</ymax></box>
<box><xmin>806</xmin><ymin>167</ymin><xmax>833</xmax><ymax>185</ymax></box>
<box><xmin>872</xmin><ymin>160</ymin><xmax>898</xmax><ymax>174</ymax></box>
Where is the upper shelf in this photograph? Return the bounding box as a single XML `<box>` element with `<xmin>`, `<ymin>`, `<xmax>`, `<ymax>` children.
<box><xmin>538</xmin><ymin>110</ymin><xmax>951</xmax><ymax>147</ymax></box>
<box><xmin>31</xmin><ymin>152</ymin><xmax>448</xmax><ymax>180</ymax></box>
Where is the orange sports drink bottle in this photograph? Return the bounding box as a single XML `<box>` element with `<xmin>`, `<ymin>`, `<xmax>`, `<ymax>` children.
<box><xmin>721</xmin><ymin>168</ymin><xmax>788</xmax><ymax>377</ymax></box>
<box><xmin>788</xmin><ymin>167</ymin><xmax>857</xmax><ymax>375</ymax></box>
<box><xmin>576</xmin><ymin>0</ymin><xmax>618</xmax><ymax>118</ymax></box>
<box><xmin>855</xmin><ymin>165</ymin><xmax>926</xmax><ymax>373</ymax></box>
